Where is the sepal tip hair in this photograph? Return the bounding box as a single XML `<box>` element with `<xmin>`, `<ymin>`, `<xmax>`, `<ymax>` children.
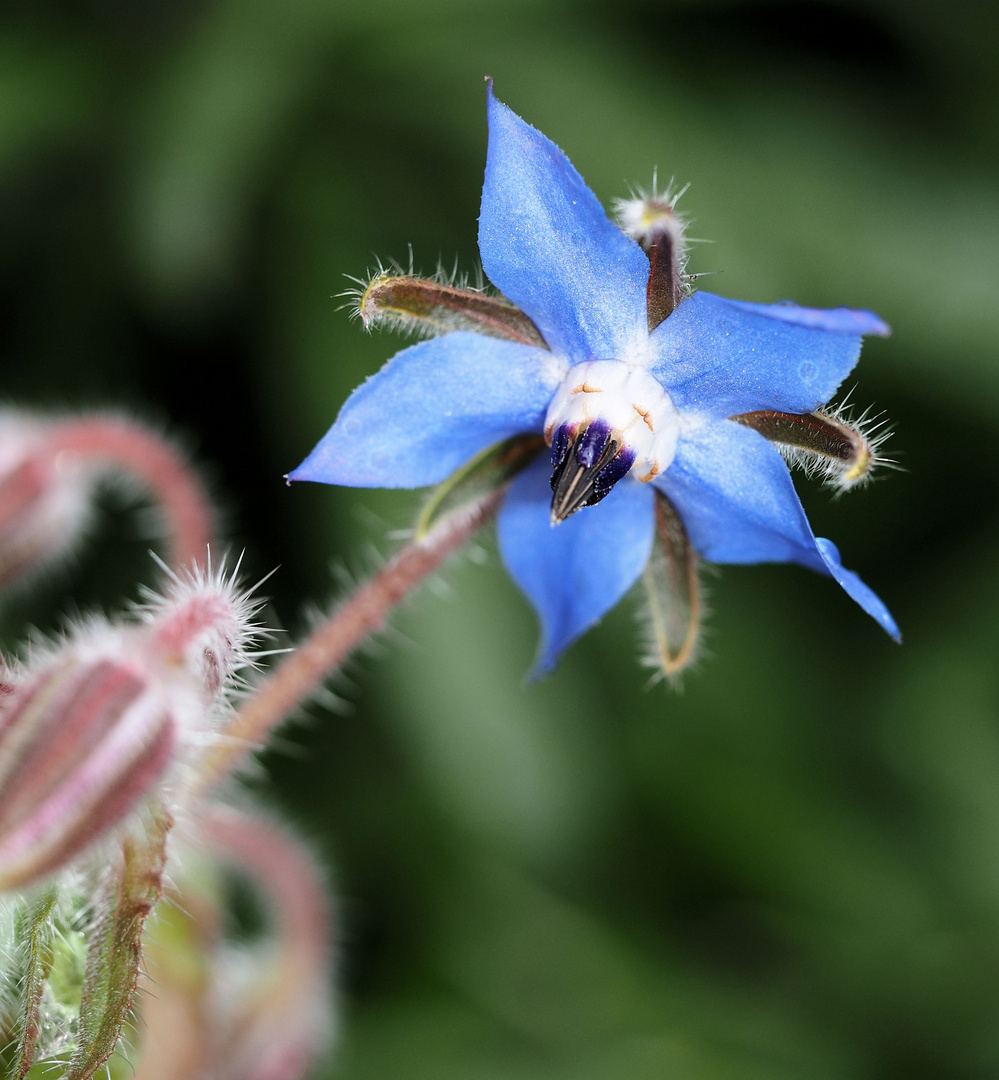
<box><xmin>731</xmin><ymin>396</ymin><xmax>895</xmax><ymax>495</ymax></box>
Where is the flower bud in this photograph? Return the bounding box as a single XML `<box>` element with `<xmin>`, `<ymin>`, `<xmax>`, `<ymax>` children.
<box><xmin>0</xmin><ymin>650</ymin><xmax>176</xmax><ymax>890</ymax></box>
<box><xmin>0</xmin><ymin>411</ymin><xmax>92</xmax><ymax>589</ymax></box>
<box><xmin>141</xmin><ymin>560</ymin><xmax>263</xmax><ymax>701</ymax></box>
<box><xmin>0</xmin><ymin>563</ymin><xmax>263</xmax><ymax>890</ymax></box>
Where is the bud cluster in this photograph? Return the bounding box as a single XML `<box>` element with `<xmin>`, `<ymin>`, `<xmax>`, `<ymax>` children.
<box><xmin>0</xmin><ymin>563</ymin><xmax>261</xmax><ymax>892</ymax></box>
<box><xmin>0</xmin><ymin>411</ymin><xmax>335</xmax><ymax>1080</ymax></box>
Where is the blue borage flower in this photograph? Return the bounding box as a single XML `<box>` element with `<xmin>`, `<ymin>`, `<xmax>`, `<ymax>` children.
<box><xmin>291</xmin><ymin>86</ymin><xmax>899</xmax><ymax>674</ymax></box>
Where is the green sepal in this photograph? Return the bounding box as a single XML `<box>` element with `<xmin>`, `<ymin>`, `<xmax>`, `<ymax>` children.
<box><xmin>65</xmin><ymin>805</ymin><xmax>172</xmax><ymax>1080</ymax></box>
<box><xmin>1</xmin><ymin>887</ymin><xmax>58</xmax><ymax>1080</ymax></box>
<box><xmin>642</xmin><ymin>491</ymin><xmax>701</xmax><ymax>684</ymax></box>
<box><xmin>415</xmin><ymin>435</ymin><xmax>545</xmax><ymax>541</ymax></box>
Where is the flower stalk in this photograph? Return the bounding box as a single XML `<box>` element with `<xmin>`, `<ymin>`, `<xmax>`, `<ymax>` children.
<box><xmin>42</xmin><ymin>416</ymin><xmax>214</xmax><ymax>572</ymax></box>
<box><xmin>193</xmin><ymin>485</ymin><xmax>506</xmax><ymax>795</ymax></box>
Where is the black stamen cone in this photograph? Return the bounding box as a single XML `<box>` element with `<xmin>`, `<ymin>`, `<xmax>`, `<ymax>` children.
<box><xmin>549</xmin><ymin>421</ymin><xmax>635</xmax><ymax>524</ymax></box>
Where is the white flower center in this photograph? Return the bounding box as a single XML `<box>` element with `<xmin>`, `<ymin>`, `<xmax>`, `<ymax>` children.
<box><xmin>544</xmin><ymin>360</ymin><xmax>680</xmax><ymax>482</ymax></box>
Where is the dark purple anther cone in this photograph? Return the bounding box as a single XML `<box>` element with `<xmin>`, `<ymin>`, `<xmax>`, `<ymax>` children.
<box><xmin>549</xmin><ymin>421</ymin><xmax>633</xmax><ymax>523</ymax></box>
<box><xmin>575</xmin><ymin>420</ymin><xmax>612</xmax><ymax>468</ymax></box>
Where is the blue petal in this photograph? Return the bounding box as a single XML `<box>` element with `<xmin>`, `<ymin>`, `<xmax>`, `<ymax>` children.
<box><xmin>650</xmin><ymin>292</ymin><xmax>890</xmax><ymax>418</ymax></box>
<box><xmin>657</xmin><ymin>420</ymin><xmax>898</xmax><ymax>637</ymax></box>
<box><xmin>289</xmin><ymin>332</ymin><xmax>560</xmax><ymax>488</ymax></box>
<box><xmin>478</xmin><ymin>87</ymin><xmax>650</xmax><ymax>365</ymax></box>
<box><xmin>497</xmin><ymin>456</ymin><xmax>655</xmax><ymax>674</ymax></box>
<box><xmin>815</xmin><ymin>538</ymin><xmax>901</xmax><ymax>642</ymax></box>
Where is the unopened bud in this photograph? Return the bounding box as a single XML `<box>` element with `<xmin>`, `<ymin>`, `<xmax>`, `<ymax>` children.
<box><xmin>0</xmin><ymin>562</ymin><xmax>263</xmax><ymax>890</ymax></box>
<box><xmin>0</xmin><ymin>412</ymin><xmax>92</xmax><ymax>589</ymax></box>
<box><xmin>140</xmin><ymin>559</ymin><xmax>265</xmax><ymax>701</ymax></box>
<box><xmin>0</xmin><ymin>650</ymin><xmax>176</xmax><ymax>890</ymax></box>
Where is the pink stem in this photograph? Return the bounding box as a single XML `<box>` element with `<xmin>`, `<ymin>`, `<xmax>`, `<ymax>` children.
<box><xmin>194</xmin><ymin>490</ymin><xmax>502</xmax><ymax>795</ymax></box>
<box><xmin>200</xmin><ymin>806</ymin><xmax>331</xmax><ymax>1080</ymax></box>
<box><xmin>43</xmin><ymin>417</ymin><xmax>214</xmax><ymax>572</ymax></box>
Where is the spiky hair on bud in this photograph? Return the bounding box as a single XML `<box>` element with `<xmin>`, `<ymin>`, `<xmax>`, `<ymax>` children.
<box><xmin>136</xmin><ymin>551</ymin><xmax>271</xmax><ymax>703</ymax></box>
<box><xmin>614</xmin><ymin>178</ymin><xmax>691</xmax><ymax>264</ymax></box>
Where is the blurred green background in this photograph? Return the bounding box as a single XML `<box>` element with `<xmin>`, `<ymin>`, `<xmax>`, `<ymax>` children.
<box><xmin>2</xmin><ymin>0</ymin><xmax>998</xmax><ymax>1076</ymax></box>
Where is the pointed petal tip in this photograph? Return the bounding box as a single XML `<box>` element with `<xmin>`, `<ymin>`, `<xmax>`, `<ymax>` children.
<box><xmin>499</xmin><ymin>460</ymin><xmax>655</xmax><ymax>678</ymax></box>
<box><xmin>527</xmin><ymin>650</ymin><xmax>558</xmax><ymax>681</ymax></box>
<box><xmin>479</xmin><ymin>89</ymin><xmax>650</xmax><ymax>363</ymax></box>
<box><xmin>815</xmin><ymin>537</ymin><xmax>900</xmax><ymax>642</ymax></box>
<box><xmin>285</xmin><ymin>462</ymin><xmax>319</xmax><ymax>485</ymax></box>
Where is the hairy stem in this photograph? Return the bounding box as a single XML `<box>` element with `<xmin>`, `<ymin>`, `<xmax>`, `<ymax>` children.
<box><xmin>44</xmin><ymin>417</ymin><xmax>214</xmax><ymax>571</ymax></box>
<box><xmin>193</xmin><ymin>490</ymin><xmax>503</xmax><ymax>794</ymax></box>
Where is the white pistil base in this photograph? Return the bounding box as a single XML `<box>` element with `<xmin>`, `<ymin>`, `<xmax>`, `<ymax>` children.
<box><xmin>544</xmin><ymin>361</ymin><xmax>680</xmax><ymax>482</ymax></box>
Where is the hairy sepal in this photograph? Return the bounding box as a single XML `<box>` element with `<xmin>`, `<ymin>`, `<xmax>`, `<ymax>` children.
<box><xmin>642</xmin><ymin>491</ymin><xmax>702</xmax><ymax>684</ymax></box>
<box><xmin>356</xmin><ymin>273</ymin><xmax>547</xmax><ymax>348</ymax></box>
<box><xmin>415</xmin><ymin>434</ymin><xmax>545</xmax><ymax>541</ymax></box>
<box><xmin>614</xmin><ymin>184</ymin><xmax>691</xmax><ymax>332</ymax></box>
<box><xmin>0</xmin><ymin>884</ymin><xmax>90</xmax><ymax>1077</ymax></box>
<box><xmin>66</xmin><ymin>805</ymin><xmax>171</xmax><ymax>1080</ymax></box>
<box><xmin>4</xmin><ymin>887</ymin><xmax>58</xmax><ymax>1079</ymax></box>
<box><xmin>731</xmin><ymin>405</ymin><xmax>890</xmax><ymax>492</ymax></box>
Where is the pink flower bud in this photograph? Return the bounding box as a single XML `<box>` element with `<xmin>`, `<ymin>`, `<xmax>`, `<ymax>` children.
<box><xmin>0</xmin><ymin>651</ymin><xmax>175</xmax><ymax>889</ymax></box>
<box><xmin>0</xmin><ymin>562</ymin><xmax>263</xmax><ymax>890</ymax></box>
<box><xmin>141</xmin><ymin>559</ymin><xmax>264</xmax><ymax>702</ymax></box>
<box><xmin>0</xmin><ymin>412</ymin><xmax>92</xmax><ymax>589</ymax></box>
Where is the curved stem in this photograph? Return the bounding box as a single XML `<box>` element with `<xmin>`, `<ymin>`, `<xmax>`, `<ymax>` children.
<box><xmin>193</xmin><ymin>489</ymin><xmax>503</xmax><ymax>795</ymax></box>
<box><xmin>44</xmin><ymin>417</ymin><xmax>214</xmax><ymax>572</ymax></box>
<box><xmin>199</xmin><ymin>806</ymin><xmax>331</xmax><ymax>1080</ymax></box>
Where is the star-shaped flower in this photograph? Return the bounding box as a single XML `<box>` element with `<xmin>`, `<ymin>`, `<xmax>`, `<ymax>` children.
<box><xmin>290</xmin><ymin>86</ymin><xmax>898</xmax><ymax>675</ymax></box>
